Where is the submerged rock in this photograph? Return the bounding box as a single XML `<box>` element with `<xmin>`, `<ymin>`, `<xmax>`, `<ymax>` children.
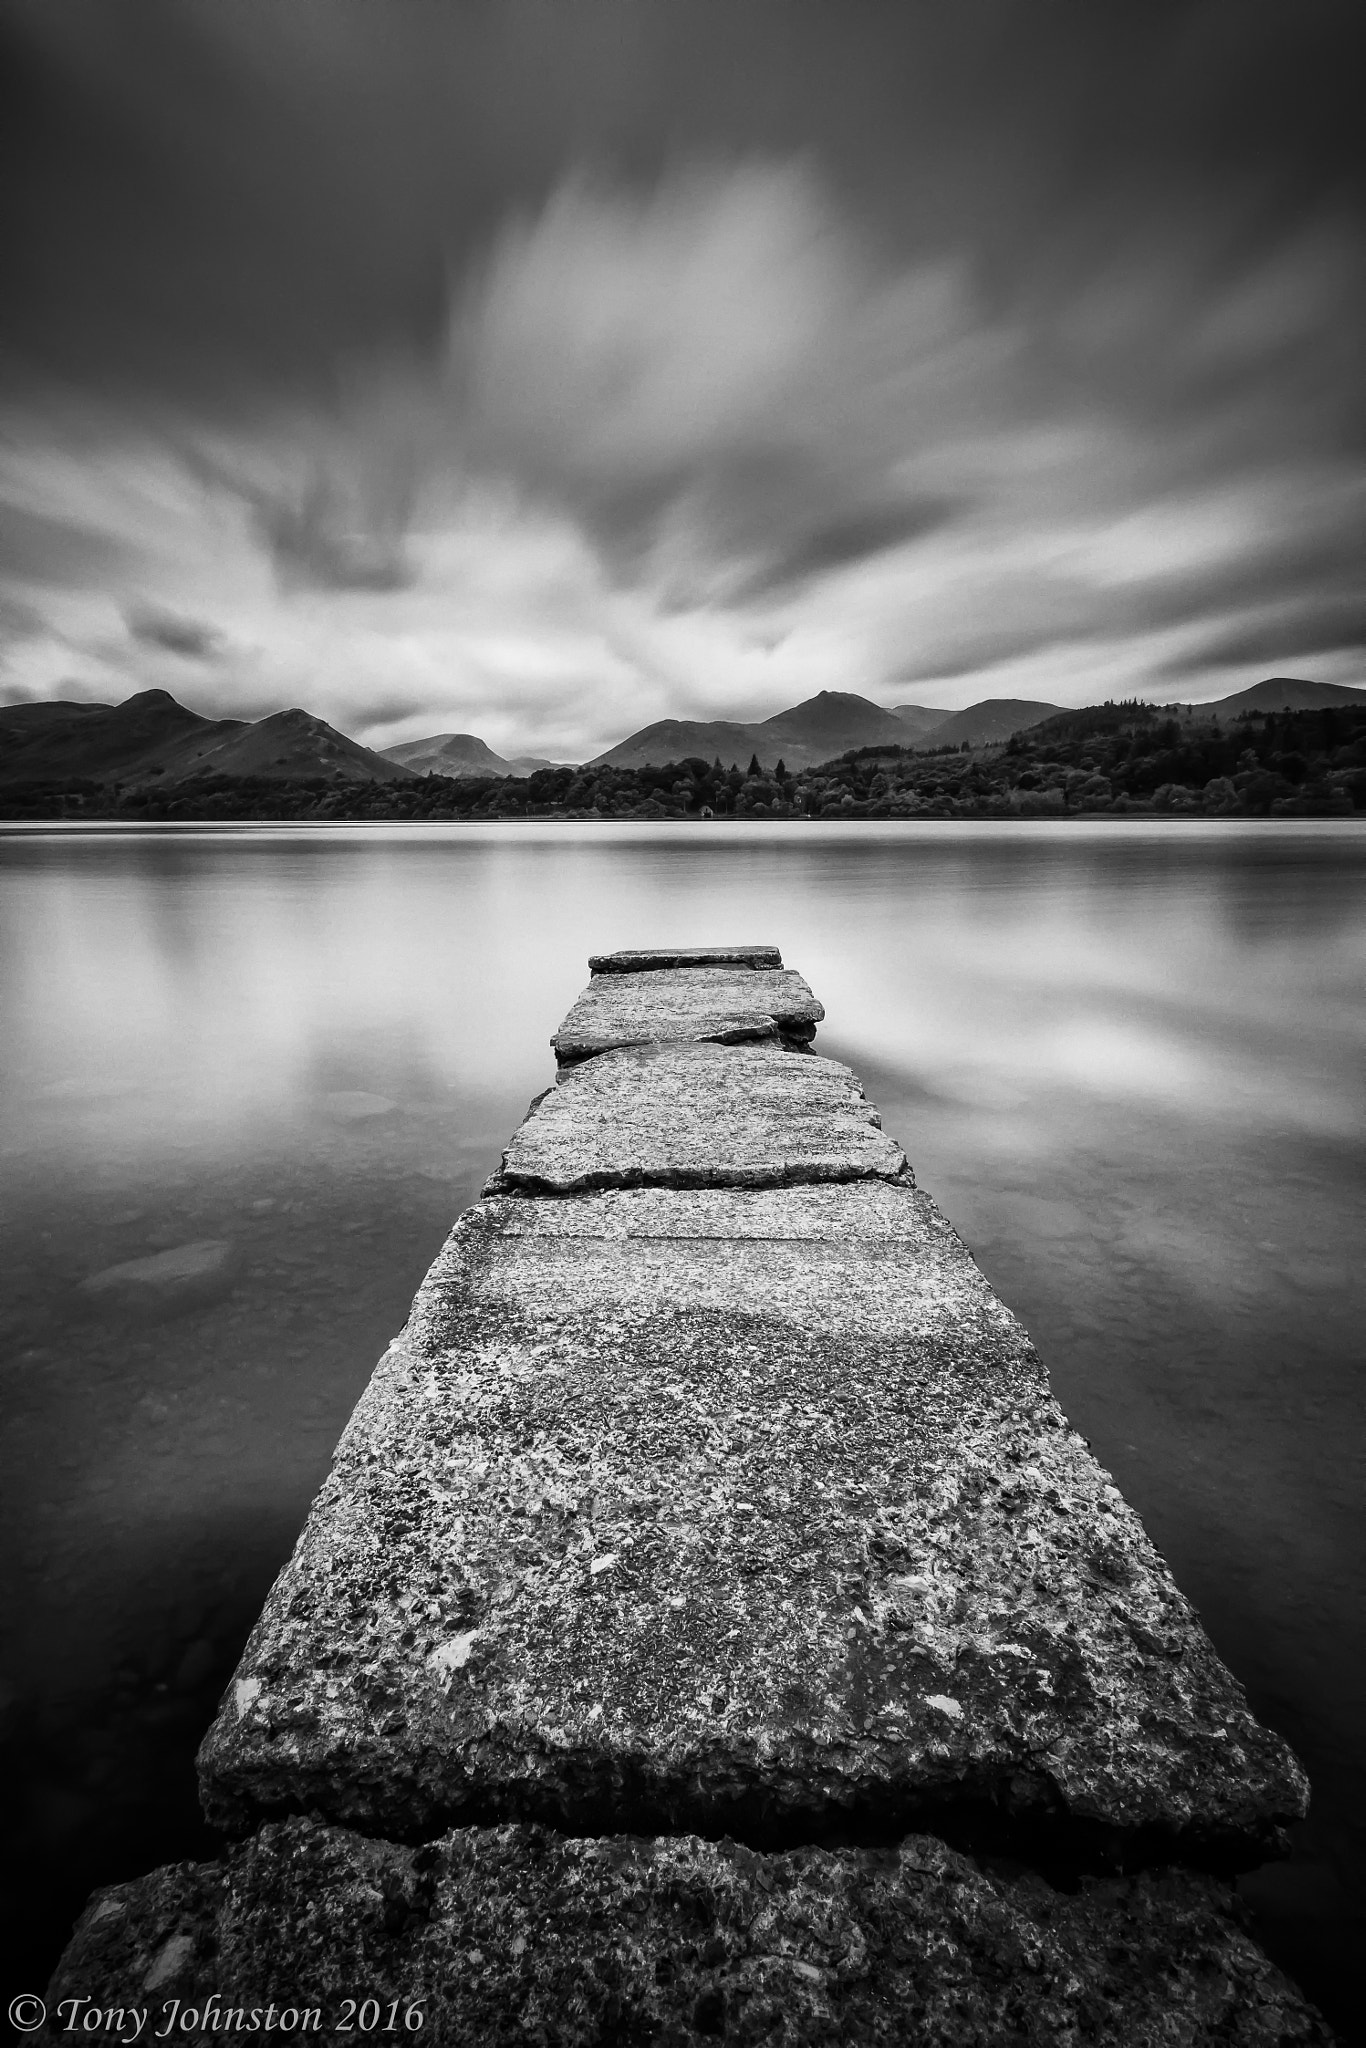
<box><xmin>76</xmin><ymin>1239</ymin><xmax>238</xmax><ymax>1319</ymax></box>
<box><xmin>489</xmin><ymin>1042</ymin><xmax>907</xmax><ymax>1192</ymax></box>
<box><xmin>47</xmin><ymin>1816</ymin><xmax>1332</xmax><ymax>2046</ymax></box>
<box><xmin>322</xmin><ymin>1090</ymin><xmax>400</xmax><ymax>1123</ymax></box>
<box><xmin>198</xmin><ymin>1183</ymin><xmax>1305</xmax><ymax>1861</ymax></box>
<box><xmin>553</xmin><ymin>965</ymin><xmax>823</xmax><ymax>1064</ymax></box>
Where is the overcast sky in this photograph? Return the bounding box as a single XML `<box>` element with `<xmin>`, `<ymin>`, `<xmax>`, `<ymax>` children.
<box><xmin>2</xmin><ymin>0</ymin><xmax>1363</xmax><ymax>757</ymax></box>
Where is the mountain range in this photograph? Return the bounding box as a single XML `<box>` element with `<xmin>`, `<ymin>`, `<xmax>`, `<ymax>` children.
<box><xmin>588</xmin><ymin>691</ymin><xmax>1078</xmax><ymax>772</ymax></box>
<box><xmin>2</xmin><ymin>676</ymin><xmax>1361</xmax><ymax>793</ymax></box>
<box><xmin>0</xmin><ymin>689</ymin><xmax>412</xmax><ymax>789</ymax></box>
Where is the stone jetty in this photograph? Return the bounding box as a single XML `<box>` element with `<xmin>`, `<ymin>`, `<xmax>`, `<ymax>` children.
<box><xmin>46</xmin><ymin>948</ymin><xmax>1332</xmax><ymax>2044</ymax></box>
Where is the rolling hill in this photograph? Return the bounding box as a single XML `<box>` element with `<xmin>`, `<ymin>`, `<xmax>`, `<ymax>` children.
<box><xmin>916</xmin><ymin>698</ymin><xmax>1062</xmax><ymax>749</ymax></box>
<box><xmin>382</xmin><ymin>732</ymin><xmax>561</xmax><ymax>777</ymax></box>
<box><xmin>1199</xmin><ymin>676</ymin><xmax>1366</xmax><ymax>716</ymax></box>
<box><xmin>0</xmin><ymin>689</ymin><xmax>414</xmax><ymax>788</ymax></box>
<box><xmin>593</xmin><ymin>690</ymin><xmax>922</xmax><ymax>773</ymax></box>
<box><xmin>185</xmin><ymin>707</ymin><xmax>414</xmax><ymax>783</ymax></box>
<box><xmin>591</xmin><ymin>717</ymin><xmax>774</xmax><ymax>774</ymax></box>
<box><xmin>0</xmin><ymin>687</ymin><xmax>222</xmax><ymax>785</ymax></box>
<box><xmin>889</xmin><ymin>702</ymin><xmax>953</xmax><ymax>739</ymax></box>
<box><xmin>757</xmin><ymin>690</ymin><xmax>913</xmax><ymax>758</ymax></box>
<box><xmin>383</xmin><ymin>732</ymin><xmax>516</xmax><ymax>776</ymax></box>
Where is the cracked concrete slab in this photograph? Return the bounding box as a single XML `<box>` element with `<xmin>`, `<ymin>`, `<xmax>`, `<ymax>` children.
<box><xmin>48</xmin><ymin>1816</ymin><xmax>1331</xmax><ymax>2046</ymax></box>
<box><xmin>589</xmin><ymin>945</ymin><xmax>784</xmax><ymax>973</ymax></box>
<box><xmin>489</xmin><ymin>1042</ymin><xmax>907</xmax><ymax>1193</ymax></box>
<box><xmin>552</xmin><ymin>965</ymin><xmax>823</xmax><ymax>1063</ymax></box>
<box><xmin>198</xmin><ymin>1182</ymin><xmax>1306</xmax><ymax>1862</ymax></box>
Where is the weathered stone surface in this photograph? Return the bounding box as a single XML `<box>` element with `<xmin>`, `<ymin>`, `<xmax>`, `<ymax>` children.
<box><xmin>552</xmin><ymin>965</ymin><xmax>823</xmax><ymax>1063</ymax></box>
<box><xmin>589</xmin><ymin>944</ymin><xmax>784</xmax><ymax>974</ymax></box>
<box><xmin>47</xmin><ymin>1817</ymin><xmax>1331</xmax><ymax>2047</ymax></box>
<box><xmin>199</xmin><ymin>1183</ymin><xmax>1306</xmax><ymax>1860</ymax></box>
<box><xmin>76</xmin><ymin>1239</ymin><xmax>238</xmax><ymax>1319</ymax></box>
<box><xmin>489</xmin><ymin>1042</ymin><xmax>907</xmax><ymax>1193</ymax></box>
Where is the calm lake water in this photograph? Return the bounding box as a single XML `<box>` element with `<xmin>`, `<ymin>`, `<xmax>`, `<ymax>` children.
<box><xmin>1</xmin><ymin>819</ymin><xmax>1363</xmax><ymax>2032</ymax></box>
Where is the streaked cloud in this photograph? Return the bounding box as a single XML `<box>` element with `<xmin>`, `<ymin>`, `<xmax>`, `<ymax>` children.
<box><xmin>125</xmin><ymin>605</ymin><xmax>223</xmax><ymax>661</ymax></box>
<box><xmin>2</xmin><ymin>1</ymin><xmax>1363</xmax><ymax>751</ymax></box>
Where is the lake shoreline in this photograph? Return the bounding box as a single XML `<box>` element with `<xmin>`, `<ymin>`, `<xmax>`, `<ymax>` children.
<box><xmin>4</xmin><ymin>812</ymin><xmax>1366</xmax><ymax>835</ymax></box>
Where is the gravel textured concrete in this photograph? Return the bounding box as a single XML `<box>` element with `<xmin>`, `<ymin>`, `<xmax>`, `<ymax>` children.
<box><xmin>552</xmin><ymin>965</ymin><xmax>823</xmax><ymax>1063</ymax></box>
<box><xmin>47</xmin><ymin>1816</ymin><xmax>1331</xmax><ymax>2047</ymax></box>
<box><xmin>199</xmin><ymin>1182</ymin><xmax>1306</xmax><ymax>1862</ymax></box>
<box><xmin>490</xmin><ymin>1042</ymin><xmax>907</xmax><ymax>1192</ymax></box>
<box><xmin>48</xmin><ymin>953</ymin><xmax>1324</xmax><ymax>2039</ymax></box>
<box><xmin>589</xmin><ymin>945</ymin><xmax>784</xmax><ymax>973</ymax></box>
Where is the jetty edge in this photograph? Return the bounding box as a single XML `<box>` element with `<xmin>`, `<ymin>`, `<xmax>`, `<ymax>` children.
<box><xmin>45</xmin><ymin>948</ymin><xmax>1331</xmax><ymax>2044</ymax></box>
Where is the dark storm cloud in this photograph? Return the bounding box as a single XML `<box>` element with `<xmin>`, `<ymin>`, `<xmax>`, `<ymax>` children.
<box><xmin>6</xmin><ymin>0</ymin><xmax>1363</xmax><ymax>409</ymax></box>
<box><xmin>126</xmin><ymin>605</ymin><xmax>222</xmax><ymax>659</ymax></box>
<box><xmin>737</xmin><ymin>498</ymin><xmax>963</xmax><ymax>600</ymax></box>
<box><xmin>176</xmin><ymin>438</ymin><xmax>417</xmax><ymax>593</ymax></box>
<box><xmin>1077</xmin><ymin>497</ymin><xmax>1366</xmax><ymax>672</ymax></box>
<box><xmin>891</xmin><ymin>615</ymin><xmax>1115</xmax><ymax>688</ymax></box>
<box><xmin>1</xmin><ymin>0</ymin><xmax>1364</xmax><ymax>735</ymax></box>
<box><xmin>254</xmin><ymin>474</ymin><xmax>412</xmax><ymax>595</ymax></box>
<box><xmin>1161</xmin><ymin>597</ymin><xmax>1366</xmax><ymax>677</ymax></box>
<box><xmin>355</xmin><ymin>688</ymin><xmax>454</xmax><ymax>731</ymax></box>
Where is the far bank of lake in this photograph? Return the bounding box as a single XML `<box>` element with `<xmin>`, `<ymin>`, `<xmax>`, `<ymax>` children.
<box><xmin>3</xmin><ymin>697</ymin><xmax>1363</xmax><ymax>824</ymax></box>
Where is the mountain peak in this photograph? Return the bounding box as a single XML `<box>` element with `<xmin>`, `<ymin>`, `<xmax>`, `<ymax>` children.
<box><xmin>110</xmin><ymin>687</ymin><xmax>211</xmax><ymax>733</ymax></box>
<box><xmin>0</xmin><ymin>687</ymin><xmax>410</xmax><ymax>790</ymax></box>
<box><xmin>381</xmin><ymin>731</ymin><xmax>517</xmax><ymax>777</ymax></box>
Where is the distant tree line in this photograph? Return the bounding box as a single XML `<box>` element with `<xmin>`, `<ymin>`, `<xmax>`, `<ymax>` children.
<box><xmin>3</xmin><ymin>702</ymin><xmax>1363</xmax><ymax>821</ymax></box>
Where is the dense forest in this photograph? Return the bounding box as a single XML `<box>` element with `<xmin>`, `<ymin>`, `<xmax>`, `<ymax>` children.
<box><xmin>4</xmin><ymin>700</ymin><xmax>1363</xmax><ymax>821</ymax></box>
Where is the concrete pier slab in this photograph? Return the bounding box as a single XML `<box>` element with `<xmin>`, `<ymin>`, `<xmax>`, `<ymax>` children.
<box><xmin>491</xmin><ymin>1042</ymin><xmax>907</xmax><ymax>1192</ymax></box>
<box><xmin>552</xmin><ymin>965</ymin><xmax>823</xmax><ymax>1063</ymax></box>
<box><xmin>47</xmin><ymin>1816</ymin><xmax>1331</xmax><ymax>2046</ymax></box>
<box><xmin>589</xmin><ymin>945</ymin><xmax>784</xmax><ymax>973</ymax></box>
<box><xmin>48</xmin><ymin>951</ymin><xmax>1325</xmax><ymax>2037</ymax></box>
<box><xmin>198</xmin><ymin>1182</ymin><xmax>1306</xmax><ymax>1861</ymax></box>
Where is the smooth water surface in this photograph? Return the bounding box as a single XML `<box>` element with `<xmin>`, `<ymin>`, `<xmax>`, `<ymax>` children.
<box><xmin>1</xmin><ymin>820</ymin><xmax>1363</xmax><ymax>2030</ymax></box>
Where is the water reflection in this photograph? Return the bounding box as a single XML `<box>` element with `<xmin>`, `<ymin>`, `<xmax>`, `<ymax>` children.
<box><xmin>1</xmin><ymin>820</ymin><xmax>1362</xmax><ymax>2034</ymax></box>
